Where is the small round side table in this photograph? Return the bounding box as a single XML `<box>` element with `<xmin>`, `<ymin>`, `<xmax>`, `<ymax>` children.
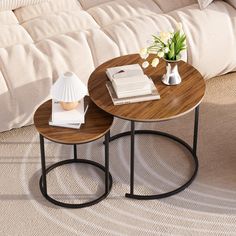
<box><xmin>88</xmin><ymin>54</ymin><xmax>206</xmax><ymax>200</ymax></box>
<box><xmin>34</xmin><ymin>98</ymin><xmax>114</xmax><ymax>208</ymax></box>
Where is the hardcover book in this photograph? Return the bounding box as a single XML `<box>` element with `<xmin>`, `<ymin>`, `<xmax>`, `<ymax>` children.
<box><xmin>111</xmin><ymin>75</ymin><xmax>152</xmax><ymax>98</ymax></box>
<box><xmin>48</xmin><ymin>120</ymin><xmax>82</xmax><ymax>129</ymax></box>
<box><xmin>106</xmin><ymin>64</ymin><xmax>144</xmax><ymax>81</ymax></box>
<box><xmin>106</xmin><ymin>80</ymin><xmax>160</xmax><ymax>106</ymax></box>
<box><xmin>106</xmin><ymin>64</ymin><xmax>154</xmax><ymax>98</ymax></box>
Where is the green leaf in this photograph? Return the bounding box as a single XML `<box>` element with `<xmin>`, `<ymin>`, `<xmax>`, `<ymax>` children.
<box><xmin>168</xmin><ymin>42</ymin><xmax>175</xmax><ymax>60</ymax></box>
<box><xmin>152</xmin><ymin>35</ymin><xmax>166</xmax><ymax>47</ymax></box>
<box><xmin>150</xmin><ymin>30</ymin><xmax>187</xmax><ymax>60</ymax></box>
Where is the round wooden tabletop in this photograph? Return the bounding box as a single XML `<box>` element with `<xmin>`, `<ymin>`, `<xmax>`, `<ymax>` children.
<box><xmin>88</xmin><ymin>54</ymin><xmax>206</xmax><ymax>122</ymax></box>
<box><xmin>34</xmin><ymin>98</ymin><xmax>114</xmax><ymax>145</ymax></box>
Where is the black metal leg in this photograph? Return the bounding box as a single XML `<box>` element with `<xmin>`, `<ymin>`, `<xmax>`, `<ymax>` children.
<box><xmin>108</xmin><ymin>108</ymin><xmax>200</xmax><ymax>200</ymax></box>
<box><xmin>130</xmin><ymin>121</ymin><xmax>135</xmax><ymax>195</ymax></box>
<box><xmin>74</xmin><ymin>144</ymin><xmax>77</xmax><ymax>160</ymax></box>
<box><xmin>105</xmin><ymin>131</ymin><xmax>110</xmax><ymax>194</ymax></box>
<box><xmin>193</xmin><ymin>106</ymin><xmax>199</xmax><ymax>157</ymax></box>
<box><xmin>39</xmin><ymin>132</ymin><xmax>113</xmax><ymax>209</ymax></box>
<box><xmin>39</xmin><ymin>134</ymin><xmax>47</xmax><ymax>196</ymax></box>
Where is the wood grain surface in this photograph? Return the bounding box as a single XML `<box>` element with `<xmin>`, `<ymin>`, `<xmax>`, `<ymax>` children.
<box><xmin>34</xmin><ymin>97</ymin><xmax>114</xmax><ymax>145</ymax></box>
<box><xmin>88</xmin><ymin>54</ymin><xmax>206</xmax><ymax>122</ymax></box>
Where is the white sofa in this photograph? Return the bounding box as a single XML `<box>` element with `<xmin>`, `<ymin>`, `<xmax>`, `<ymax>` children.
<box><xmin>0</xmin><ymin>0</ymin><xmax>236</xmax><ymax>132</ymax></box>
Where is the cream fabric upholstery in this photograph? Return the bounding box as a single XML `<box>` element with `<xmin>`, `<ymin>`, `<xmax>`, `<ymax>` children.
<box><xmin>0</xmin><ymin>0</ymin><xmax>49</xmax><ymax>11</ymax></box>
<box><xmin>87</xmin><ymin>0</ymin><xmax>162</xmax><ymax>27</ymax></box>
<box><xmin>21</xmin><ymin>11</ymin><xmax>99</xmax><ymax>42</ymax></box>
<box><xmin>0</xmin><ymin>10</ymin><xmax>18</xmax><ymax>24</ymax></box>
<box><xmin>14</xmin><ymin>0</ymin><xmax>82</xmax><ymax>23</ymax></box>
<box><xmin>0</xmin><ymin>0</ymin><xmax>235</xmax><ymax>131</ymax></box>
<box><xmin>78</xmin><ymin>0</ymin><xmax>110</xmax><ymax>10</ymax></box>
<box><xmin>154</xmin><ymin>0</ymin><xmax>197</xmax><ymax>12</ymax></box>
<box><xmin>198</xmin><ymin>0</ymin><xmax>214</xmax><ymax>9</ymax></box>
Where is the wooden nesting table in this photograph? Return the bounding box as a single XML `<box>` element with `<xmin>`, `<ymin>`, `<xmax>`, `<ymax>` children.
<box><xmin>88</xmin><ymin>54</ymin><xmax>206</xmax><ymax>200</ymax></box>
<box><xmin>34</xmin><ymin>98</ymin><xmax>114</xmax><ymax>208</ymax></box>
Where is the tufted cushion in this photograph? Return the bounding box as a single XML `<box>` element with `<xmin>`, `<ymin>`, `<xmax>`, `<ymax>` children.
<box><xmin>87</xmin><ymin>0</ymin><xmax>162</xmax><ymax>27</ymax></box>
<box><xmin>21</xmin><ymin>11</ymin><xmax>99</xmax><ymax>42</ymax></box>
<box><xmin>0</xmin><ymin>0</ymin><xmax>49</xmax><ymax>11</ymax></box>
<box><xmin>14</xmin><ymin>0</ymin><xmax>82</xmax><ymax>23</ymax></box>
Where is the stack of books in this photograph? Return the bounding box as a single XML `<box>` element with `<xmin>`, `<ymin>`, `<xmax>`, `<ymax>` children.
<box><xmin>106</xmin><ymin>64</ymin><xmax>160</xmax><ymax>105</ymax></box>
<box><xmin>49</xmin><ymin>98</ymin><xmax>89</xmax><ymax>129</ymax></box>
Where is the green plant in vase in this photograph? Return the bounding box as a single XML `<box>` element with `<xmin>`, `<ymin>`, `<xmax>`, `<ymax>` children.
<box><xmin>140</xmin><ymin>23</ymin><xmax>187</xmax><ymax>85</ymax></box>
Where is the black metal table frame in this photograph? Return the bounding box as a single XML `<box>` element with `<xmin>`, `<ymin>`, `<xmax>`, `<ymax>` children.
<box><xmin>108</xmin><ymin>106</ymin><xmax>199</xmax><ymax>200</ymax></box>
<box><xmin>39</xmin><ymin>131</ymin><xmax>113</xmax><ymax>208</ymax></box>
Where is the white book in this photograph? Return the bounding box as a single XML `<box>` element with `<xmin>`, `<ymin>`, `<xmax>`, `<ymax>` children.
<box><xmin>52</xmin><ymin>98</ymin><xmax>85</xmax><ymax>124</ymax></box>
<box><xmin>49</xmin><ymin>99</ymin><xmax>89</xmax><ymax>129</ymax></box>
<box><xmin>106</xmin><ymin>64</ymin><xmax>144</xmax><ymax>81</ymax></box>
<box><xmin>106</xmin><ymin>80</ymin><xmax>160</xmax><ymax>106</ymax></box>
<box><xmin>112</xmin><ymin>75</ymin><xmax>152</xmax><ymax>95</ymax></box>
<box><xmin>49</xmin><ymin>120</ymin><xmax>82</xmax><ymax>129</ymax></box>
<box><xmin>115</xmin><ymin>84</ymin><xmax>152</xmax><ymax>98</ymax></box>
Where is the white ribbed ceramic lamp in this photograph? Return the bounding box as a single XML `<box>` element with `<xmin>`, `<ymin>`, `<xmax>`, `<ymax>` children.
<box><xmin>51</xmin><ymin>72</ymin><xmax>88</xmax><ymax>110</ymax></box>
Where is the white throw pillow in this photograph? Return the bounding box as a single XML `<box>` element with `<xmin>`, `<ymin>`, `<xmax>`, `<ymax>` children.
<box><xmin>198</xmin><ymin>0</ymin><xmax>214</xmax><ymax>8</ymax></box>
<box><xmin>0</xmin><ymin>0</ymin><xmax>49</xmax><ymax>11</ymax></box>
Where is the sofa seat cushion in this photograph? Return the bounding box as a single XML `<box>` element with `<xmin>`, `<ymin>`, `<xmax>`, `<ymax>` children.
<box><xmin>0</xmin><ymin>25</ymin><xmax>33</xmax><ymax>47</ymax></box>
<box><xmin>0</xmin><ymin>43</ymin><xmax>52</xmax><ymax>131</ymax></box>
<box><xmin>35</xmin><ymin>32</ymin><xmax>96</xmax><ymax>82</ymax></box>
<box><xmin>0</xmin><ymin>10</ymin><xmax>33</xmax><ymax>48</ymax></box>
<box><xmin>0</xmin><ymin>10</ymin><xmax>18</xmax><ymax>24</ymax></box>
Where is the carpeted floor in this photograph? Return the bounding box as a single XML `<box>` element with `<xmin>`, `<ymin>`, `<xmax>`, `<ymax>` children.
<box><xmin>0</xmin><ymin>73</ymin><xmax>236</xmax><ymax>235</ymax></box>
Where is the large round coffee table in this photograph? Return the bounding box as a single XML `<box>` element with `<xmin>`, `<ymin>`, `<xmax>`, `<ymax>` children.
<box><xmin>34</xmin><ymin>97</ymin><xmax>114</xmax><ymax>208</ymax></box>
<box><xmin>88</xmin><ymin>54</ymin><xmax>206</xmax><ymax>200</ymax></box>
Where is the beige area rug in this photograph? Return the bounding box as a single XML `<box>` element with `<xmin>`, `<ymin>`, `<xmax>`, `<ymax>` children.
<box><xmin>0</xmin><ymin>73</ymin><xmax>236</xmax><ymax>236</ymax></box>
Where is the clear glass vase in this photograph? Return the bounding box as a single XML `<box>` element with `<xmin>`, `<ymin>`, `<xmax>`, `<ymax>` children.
<box><xmin>162</xmin><ymin>59</ymin><xmax>182</xmax><ymax>86</ymax></box>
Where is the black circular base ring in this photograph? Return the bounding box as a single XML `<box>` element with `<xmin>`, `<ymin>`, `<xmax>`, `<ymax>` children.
<box><xmin>108</xmin><ymin>130</ymin><xmax>198</xmax><ymax>200</ymax></box>
<box><xmin>39</xmin><ymin>159</ymin><xmax>113</xmax><ymax>208</ymax></box>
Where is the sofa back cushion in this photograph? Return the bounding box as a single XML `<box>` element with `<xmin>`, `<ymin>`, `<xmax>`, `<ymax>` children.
<box><xmin>0</xmin><ymin>0</ymin><xmax>49</xmax><ymax>11</ymax></box>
